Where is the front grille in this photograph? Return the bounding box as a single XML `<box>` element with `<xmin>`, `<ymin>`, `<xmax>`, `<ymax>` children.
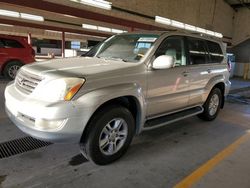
<box><xmin>15</xmin><ymin>70</ymin><xmax>43</xmax><ymax>94</ymax></box>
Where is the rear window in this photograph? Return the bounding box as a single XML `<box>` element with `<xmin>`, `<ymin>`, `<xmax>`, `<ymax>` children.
<box><xmin>206</xmin><ymin>41</ymin><xmax>224</xmax><ymax>63</ymax></box>
<box><xmin>1</xmin><ymin>38</ymin><xmax>24</xmax><ymax>48</ymax></box>
<box><xmin>187</xmin><ymin>37</ymin><xmax>209</xmax><ymax>65</ymax></box>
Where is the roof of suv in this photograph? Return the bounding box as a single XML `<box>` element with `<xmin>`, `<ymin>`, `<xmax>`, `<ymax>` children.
<box><xmin>120</xmin><ymin>30</ymin><xmax>223</xmax><ymax>44</ymax></box>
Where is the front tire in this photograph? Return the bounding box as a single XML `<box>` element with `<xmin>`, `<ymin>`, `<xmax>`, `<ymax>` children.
<box><xmin>198</xmin><ymin>88</ymin><xmax>222</xmax><ymax>121</ymax></box>
<box><xmin>83</xmin><ymin>105</ymin><xmax>135</xmax><ymax>165</ymax></box>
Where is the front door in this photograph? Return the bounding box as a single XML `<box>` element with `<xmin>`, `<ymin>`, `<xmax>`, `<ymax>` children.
<box><xmin>146</xmin><ymin>36</ymin><xmax>190</xmax><ymax>118</ymax></box>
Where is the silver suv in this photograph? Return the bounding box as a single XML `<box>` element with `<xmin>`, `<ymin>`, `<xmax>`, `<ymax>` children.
<box><xmin>5</xmin><ymin>31</ymin><xmax>231</xmax><ymax>165</ymax></box>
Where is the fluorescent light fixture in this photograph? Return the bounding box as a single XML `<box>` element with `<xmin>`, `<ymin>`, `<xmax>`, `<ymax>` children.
<box><xmin>206</xmin><ymin>30</ymin><xmax>215</xmax><ymax>36</ymax></box>
<box><xmin>82</xmin><ymin>23</ymin><xmax>98</xmax><ymax>30</ymax></box>
<box><xmin>155</xmin><ymin>15</ymin><xmax>223</xmax><ymax>39</ymax></box>
<box><xmin>82</xmin><ymin>23</ymin><xmax>126</xmax><ymax>34</ymax></box>
<box><xmin>214</xmin><ymin>32</ymin><xmax>223</xmax><ymax>38</ymax></box>
<box><xmin>20</xmin><ymin>13</ymin><xmax>44</xmax><ymax>21</ymax></box>
<box><xmin>72</xmin><ymin>0</ymin><xmax>112</xmax><ymax>10</ymax></box>
<box><xmin>196</xmin><ymin>27</ymin><xmax>206</xmax><ymax>34</ymax></box>
<box><xmin>0</xmin><ymin>9</ymin><xmax>19</xmax><ymax>18</ymax></box>
<box><xmin>171</xmin><ymin>20</ymin><xmax>184</xmax><ymax>29</ymax></box>
<box><xmin>184</xmin><ymin>24</ymin><xmax>196</xmax><ymax>31</ymax></box>
<box><xmin>0</xmin><ymin>23</ymin><xmax>14</xmax><ymax>27</ymax></box>
<box><xmin>155</xmin><ymin>16</ymin><xmax>171</xmax><ymax>25</ymax></box>
<box><xmin>45</xmin><ymin>30</ymin><xmax>61</xmax><ymax>34</ymax></box>
<box><xmin>0</xmin><ymin>9</ymin><xmax>44</xmax><ymax>22</ymax></box>
<box><xmin>63</xmin><ymin>14</ymin><xmax>78</xmax><ymax>18</ymax></box>
<box><xmin>98</xmin><ymin>26</ymin><xmax>111</xmax><ymax>32</ymax></box>
<box><xmin>111</xmin><ymin>29</ymin><xmax>124</xmax><ymax>34</ymax></box>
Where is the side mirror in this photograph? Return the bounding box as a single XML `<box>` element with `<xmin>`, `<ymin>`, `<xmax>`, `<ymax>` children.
<box><xmin>152</xmin><ymin>55</ymin><xmax>175</xmax><ymax>70</ymax></box>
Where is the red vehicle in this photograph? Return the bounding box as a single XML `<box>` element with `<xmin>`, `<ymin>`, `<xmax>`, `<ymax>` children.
<box><xmin>0</xmin><ymin>34</ymin><xmax>35</xmax><ymax>79</ymax></box>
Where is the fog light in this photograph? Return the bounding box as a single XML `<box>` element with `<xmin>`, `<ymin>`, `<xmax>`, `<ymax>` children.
<box><xmin>35</xmin><ymin>119</ymin><xmax>67</xmax><ymax>131</ymax></box>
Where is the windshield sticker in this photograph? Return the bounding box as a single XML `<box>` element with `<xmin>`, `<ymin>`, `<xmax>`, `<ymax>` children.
<box><xmin>138</xmin><ymin>37</ymin><xmax>157</xmax><ymax>43</ymax></box>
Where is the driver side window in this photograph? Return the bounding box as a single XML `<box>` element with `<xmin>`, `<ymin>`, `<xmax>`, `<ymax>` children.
<box><xmin>155</xmin><ymin>36</ymin><xmax>186</xmax><ymax>67</ymax></box>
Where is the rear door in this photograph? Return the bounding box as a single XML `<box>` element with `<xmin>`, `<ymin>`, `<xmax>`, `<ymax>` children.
<box><xmin>186</xmin><ymin>37</ymin><xmax>224</xmax><ymax>106</ymax></box>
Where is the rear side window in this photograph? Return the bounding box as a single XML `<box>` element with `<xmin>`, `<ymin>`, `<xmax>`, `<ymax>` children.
<box><xmin>2</xmin><ymin>38</ymin><xmax>24</xmax><ymax>48</ymax></box>
<box><xmin>187</xmin><ymin>38</ymin><xmax>209</xmax><ymax>65</ymax></box>
<box><xmin>206</xmin><ymin>41</ymin><xmax>224</xmax><ymax>63</ymax></box>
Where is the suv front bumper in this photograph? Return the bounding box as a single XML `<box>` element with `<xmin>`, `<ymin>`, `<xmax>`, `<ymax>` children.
<box><xmin>5</xmin><ymin>83</ymin><xmax>89</xmax><ymax>143</ymax></box>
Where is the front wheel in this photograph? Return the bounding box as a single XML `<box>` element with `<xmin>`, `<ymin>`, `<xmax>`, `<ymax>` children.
<box><xmin>82</xmin><ymin>105</ymin><xmax>135</xmax><ymax>165</ymax></box>
<box><xmin>198</xmin><ymin>88</ymin><xmax>222</xmax><ymax>121</ymax></box>
<box><xmin>3</xmin><ymin>61</ymin><xmax>23</xmax><ymax>80</ymax></box>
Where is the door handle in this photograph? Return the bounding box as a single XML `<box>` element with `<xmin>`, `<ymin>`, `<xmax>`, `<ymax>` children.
<box><xmin>182</xmin><ymin>71</ymin><xmax>189</xmax><ymax>77</ymax></box>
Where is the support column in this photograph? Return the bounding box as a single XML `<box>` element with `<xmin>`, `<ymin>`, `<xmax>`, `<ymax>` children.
<box><xmin>27</xmin><ymin>32</ymin><xmax>32</xmax><ymax>45</ymax></box>
<box><xmin>62</xmin><ymin>31</ymin><xmax>65</xmax><ymax>58</ymax></box>
<box><xmin>128</xmin><ymin>27</ymin><xmax>135</xmax><ymax>32</ymax></box>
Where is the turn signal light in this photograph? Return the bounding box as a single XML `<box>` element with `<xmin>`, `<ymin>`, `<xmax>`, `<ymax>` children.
<box><xmin>64</xmin><ymin>83</ymin><xmax>83</xmax><ymax>101</ymax></box>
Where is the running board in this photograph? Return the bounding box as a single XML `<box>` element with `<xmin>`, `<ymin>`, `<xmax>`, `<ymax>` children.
<box><xmin>144</xmin><ymin>106</ymin><xmax>204</xmax><ymax>130</ymax></box>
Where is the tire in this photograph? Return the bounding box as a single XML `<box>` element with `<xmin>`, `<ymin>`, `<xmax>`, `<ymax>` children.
<box><xmin>83</xmin><ymin>105</ymin><xmax>135</xmax><ymax>165</ymax></box>
<box><xmin>3</xmin><ymin>61</ymin><xmax>23</xmax><ymax>80</ymax></box>
<box><xmin>198</xmin><ymin>88</ymin><xmax>222</xmax><ymax>121</ymax></box>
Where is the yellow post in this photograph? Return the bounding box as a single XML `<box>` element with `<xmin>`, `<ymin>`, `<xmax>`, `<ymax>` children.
<box><xmin>243</xmin><ymin>63</ymin><xmax>250</xmax><ymax>80</ymax></box>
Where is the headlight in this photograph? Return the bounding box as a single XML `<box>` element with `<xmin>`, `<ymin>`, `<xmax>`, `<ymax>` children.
<box><xmin>33</xmin><ymin>78</ymin><xmax>85</xmax><ymax>102</ymax></box>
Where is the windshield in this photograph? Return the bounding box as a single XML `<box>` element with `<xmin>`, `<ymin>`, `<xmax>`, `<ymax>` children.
<box><xmin>84</xmin><ymin>34</ymin><xmax>159</xmax><ymax>62</ymax></box>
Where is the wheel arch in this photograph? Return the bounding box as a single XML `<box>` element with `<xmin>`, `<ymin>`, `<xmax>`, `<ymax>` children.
<box><xmin>212</xmin><ymin>82</ymin><xmax>225</xmax><ymax>108</ymax></box>
<box><xmin>1</xmin><ymin>59</ymin><xmax>23</xmax><ymax>75</ymax></box>
<box><xmin>80</xmin><ymin>95</ymin><xmax>143</xmax><ymax>144</ymax></box>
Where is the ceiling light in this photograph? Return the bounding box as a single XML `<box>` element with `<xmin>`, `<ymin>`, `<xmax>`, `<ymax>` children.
<box><xmin>82</xmin><ymin>24</ymin><xmax>98</xmax><ymax>30</ymax></box>
<box><xmin>155</xmin><ymin>15</ymin><xmax>223</xmax><ymax>39</ymax></box>
<box><xmin>184</xmin><ymin>24</ymin><xmax>196</xmax><ymax>31</ymax></box>
<box><xmin>155</xmin><ymin>16</ymin><xmax>171</xmax><ymax>25</ymax></box>
<box><xmin>111</xmin><ymin>29</ymin><xmax>124</xmax><ymax>34</ymax></box>
<box><xmin>45</xmin><ymin>30</ymin><xmax>61</xmax><ymax>34</ymax></box>
<box><xmin>0</xmin><ymin>9</ymin><xmax>19</xmax><ymax>18</ymax></box>
<box><xmin>171</xmin><ymin>20</ymin><xmax>184</xmax><ymax>29</ymax></box>
<box><xmin>98</xmin><ymin>26</ymin><xmax>111</xmax><ymax>32</ymax></box>
<box><xmin>196</xmin><ymin>27</ymin><xmax>206</xmax><ymax>34</ymax></box>
<box><xmin>20</xmin><ymin>13</ymin><xmax>44</xmax><ymax>21</ymax></box>
<box><xmin>71</xmin><ymin>0</ymin><xmax>112</xmax><ymax>10</ymax></box>
<box><xmin>214</xmin><ymin>32</ymin><xmax>223</xmax><ymax>38</ymax></box>
<box><xmin>0</xmin><ymin>23</ymin><xmax>14</xmax><ymax>27</ymax></box>
<box><xmin>206</xmin><ymin>30</ymin><xmax>215</xmax><ymax>36</ymax></box>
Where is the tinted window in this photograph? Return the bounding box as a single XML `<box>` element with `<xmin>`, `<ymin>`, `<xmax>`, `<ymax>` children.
<box><xmin>187</xmin><ymin>38</ymin><xmax>209</xmax><ymax>65</ymax></box>
<box><xmin>2</xmin><ymin>39</ymin><xmax>24</xmax><ymax>48</ymax></box>
<box><xmin>155</xmin><ymin>36</ymin><xmax>186</xmax><ymax>66</ymax></box>
<box><xmin>207</xmin><ymin>41</ymin><xmax>224</xmax><ymax>63</ymax></box>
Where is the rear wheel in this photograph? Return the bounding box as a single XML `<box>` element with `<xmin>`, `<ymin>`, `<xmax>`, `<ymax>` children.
<box><xmin>198</xmin><ymin>88</ymin><xmax>222</xmax><ymax>121</ymax></box>
<box><xmin>3</xmin><ymin>61</ymin><xmax>23</xmax><ymax>80</ymax></box>
<box><xmin>82</xmin><ymin>105</ymin><xmax>135</xmax><ymax>165</ymax></box>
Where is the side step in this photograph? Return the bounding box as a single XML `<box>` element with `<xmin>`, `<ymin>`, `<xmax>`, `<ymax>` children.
<box><xmin>144</xmin><ymin>106</ymin><xmax>204</xmax><ymax>130</ymax></box>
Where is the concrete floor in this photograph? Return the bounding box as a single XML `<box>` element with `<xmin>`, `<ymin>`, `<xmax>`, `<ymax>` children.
<box><xmin>0</xmin><ymin>79</ymin><xmax>250</xmax><ymax>188</ymax></box>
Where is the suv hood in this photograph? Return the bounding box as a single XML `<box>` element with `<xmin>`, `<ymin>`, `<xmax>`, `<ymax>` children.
<box><xmin>23</xmin><ymin>57</ymin><xmax>140</xmax><ymax>77</ymax></box>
